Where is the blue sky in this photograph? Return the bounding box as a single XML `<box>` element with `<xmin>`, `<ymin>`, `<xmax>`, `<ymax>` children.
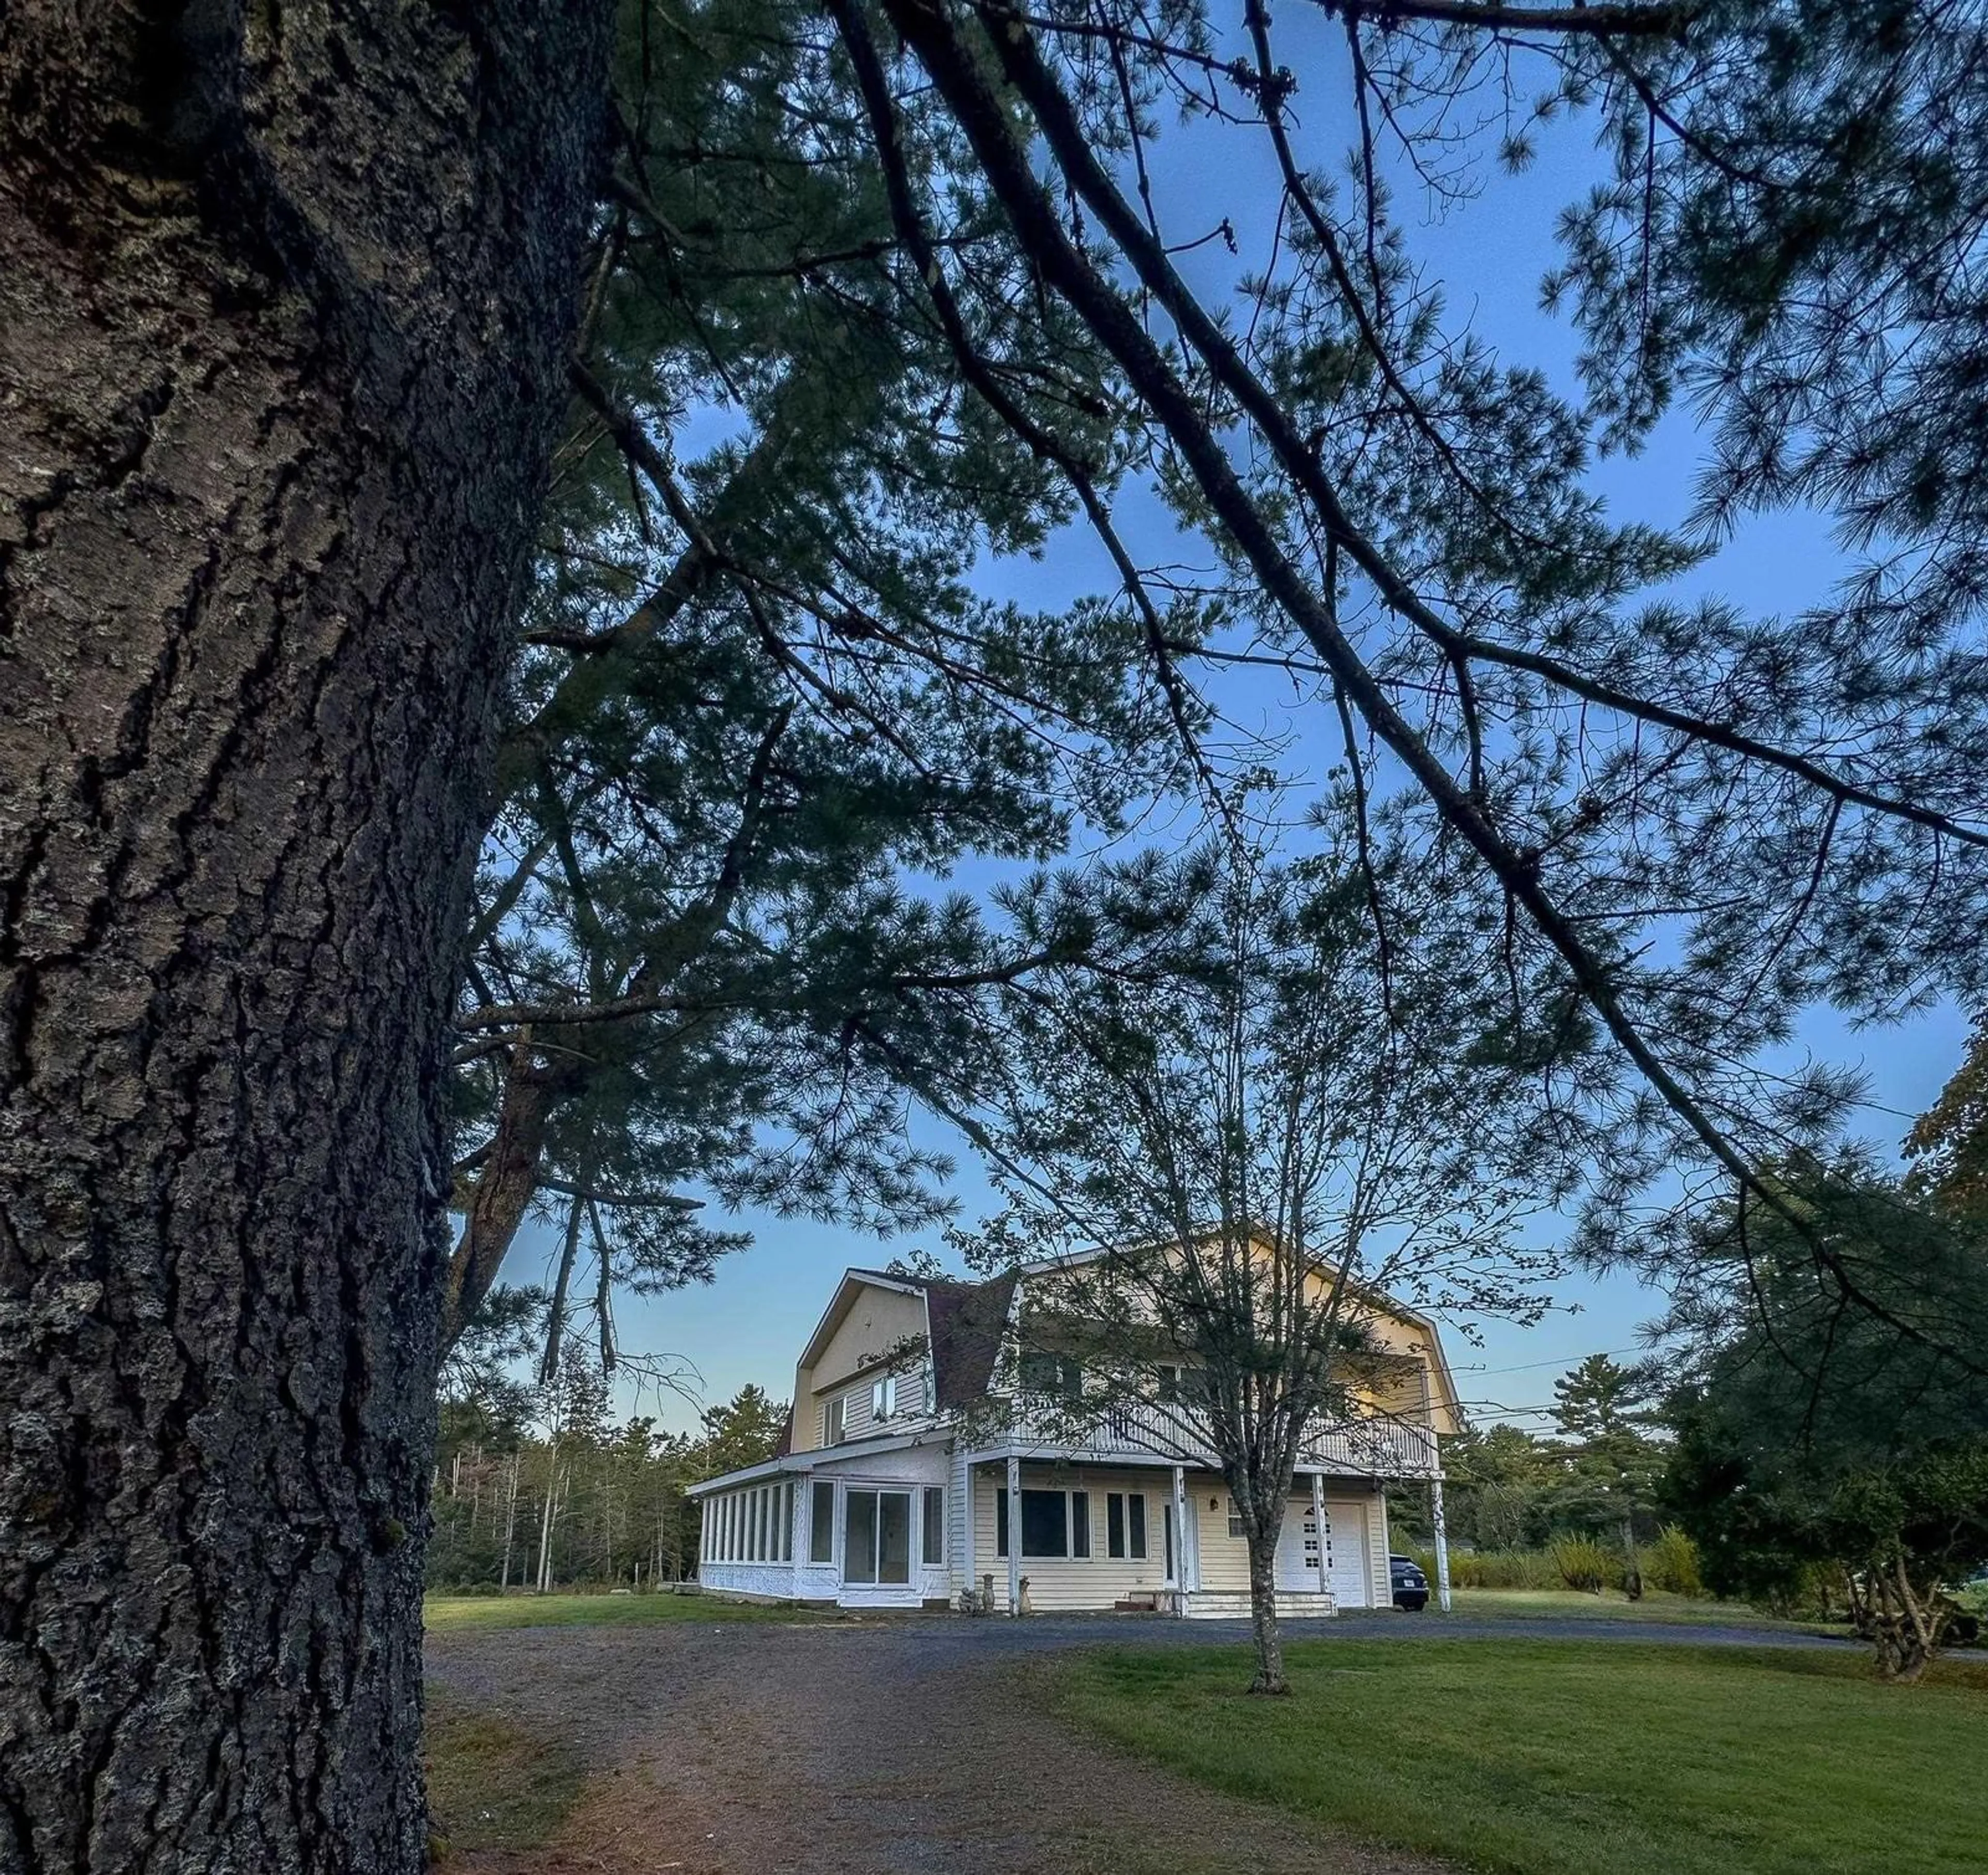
<box><xmin>532</xmin><ymin>19</ymin><xmax>1973</xmax><ymax>1436</ymax></box>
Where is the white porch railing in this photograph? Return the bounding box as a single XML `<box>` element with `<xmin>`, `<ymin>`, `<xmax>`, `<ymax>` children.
<box><xmin>986</xmin><ymin>1394</ymin><xmax>1440</xmax><ymax>1478</ymax></box>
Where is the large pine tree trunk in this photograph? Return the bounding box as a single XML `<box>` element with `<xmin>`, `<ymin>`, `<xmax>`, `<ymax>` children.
<box><xmin>0</xmin><ymin>5</ymin><xmax>609</xmax><ymax>1866</ymax></box>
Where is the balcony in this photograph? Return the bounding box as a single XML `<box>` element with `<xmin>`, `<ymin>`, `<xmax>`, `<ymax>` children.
<box><xmin>976</xmin><ymin>1393</ymin><xmax>1440</xmax><ymax>1478</ymax></box>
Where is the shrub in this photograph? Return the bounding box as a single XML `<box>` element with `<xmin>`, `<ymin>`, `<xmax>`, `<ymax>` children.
<box><xmin>1552</xmin><ymin>1536</ymin><xmax>1614</xmax><ymax>1594</ymax></box>
<box><xmin>1645</xmin><ymin>1526</ymin><xmax>1704</xmax><ymax>1598</ymax></box>
<box><xmin>1413</xmin><ymin>1546</ymin><xmax>1563</xmax><ymax>1590</ymax></box>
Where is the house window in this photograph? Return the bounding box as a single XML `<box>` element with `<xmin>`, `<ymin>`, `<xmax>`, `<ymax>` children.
<box><xmin>1227</xmin><ymin>1502</ymin><xmax>1247</xmax><ymax>1540</ymax></box>
<box><xmin>1019</xmin><ymin>1351</ymin><xmax>1083</xmax><ymax>1398</ymax></box>
<box><xmin>810</xmin><ymin>1481</ymin><xmax>835</xmax><ymax>1563</ymax></box>
<box><xmin>1021</xmin><ymin>1489</ymin><xmax>1066</xmax><ymax>1557</ymax></box>
<box><xmin>1106</xmin><ymin>1491</ymin><xmax>1148</xmax><ymax>1561</ymax></box>
<box><xmin>844</xmin><ymin>1488</ymin><xmax>912</xmax><ymax>1586</ymax></box>
<box><xmin>997</xmin><ymin>1485</ymin><xmax>1096</xmax><ymax>1559</ymax></box>
<box><xmin>922</xmin><ymin>1486</ymin><xmax>944</xmax><ymax>1566</ymax></box>
<box><xmin>1157</xmin><ymin>1364</ymin><xmax>1208</xmax><ymax>1405</ymax></box>
<box><xmin>822</xmin><ymin>1395</ymin><xmax>845</xmax><ymax>1444</ymax></box>
<box><xmin>872</xmin><ymin>1374</ymin><xmax>899</xmax><ymax>1422</ymax></box>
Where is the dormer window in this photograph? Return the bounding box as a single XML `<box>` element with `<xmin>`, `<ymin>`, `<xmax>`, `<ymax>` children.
<box><xmin>822</xmin><ymin>1395</ymin><xmax>846</xmax><ymax>1444</ymax></box>
<box><xmin>871</xmin><ymin>1374</ymin><xmax>899</xmax><ymax>1421</ymax></box>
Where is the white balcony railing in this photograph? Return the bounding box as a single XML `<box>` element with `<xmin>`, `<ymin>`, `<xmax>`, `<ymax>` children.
<box><xmin>986</xmin><ymin>1394</ymin><xmax>1440</xmax><ymax>1478</ymax></box>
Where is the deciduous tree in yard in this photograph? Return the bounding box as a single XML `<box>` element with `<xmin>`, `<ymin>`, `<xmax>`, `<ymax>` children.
<box><xmin>952</xmin><ymin>818</ymin><xmax>1583</xmax><ymax>1693</ymax></box>
<box><xmin>1</xmin><ymin>7</ymin><xmax>610</xmax><ymax>1867</ymax></box>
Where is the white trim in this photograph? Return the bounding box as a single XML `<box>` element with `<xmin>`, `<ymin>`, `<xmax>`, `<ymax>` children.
<box><xmin>688</xmin><ymin>1429</ymin><xmax>940</xmax><ymax>1499</ymax></box>
<box><xmin>794</xmin><ymin>1269</ymin><xmax>928</xmax><ymax>1375</ymax></box>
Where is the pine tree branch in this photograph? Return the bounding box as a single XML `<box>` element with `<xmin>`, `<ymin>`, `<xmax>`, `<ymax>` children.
<box><xmin>1332</xmin><ymin>1</ymin><xmax>1699</xmax><ymax>37</ymax></box>
<box><xmin>832</xmin><ymin>0</ymin><xmax>1233</xmax><ymax>827</ymax></box>
<box><xmin>870</xmin><ymin>0</ymin><xmax>1988</xmax><ymax>1376</ymax></box>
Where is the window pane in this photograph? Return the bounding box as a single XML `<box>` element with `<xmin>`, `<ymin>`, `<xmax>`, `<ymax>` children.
<box><xmin>1020</xmin><ymin>1488</ymin><xmax>1068</xmax><ymax>1558</ymax></box>
<box><xmin>1107</xmin><ymin>1493</ymin><xmax>1125</xmax><ymax>1559</ymax></box>
<box><xmin>844</xmin><ymin>1489</ymin><xmax>878</xmax><ymax>1584</ymax></box>
<box><xmin>810</xmin><ymin>1481</ymin><xmax>835</xmax><ymax>1563</ymax></box>
<box><xmin>1072</xmin><ymin>1490</ymin><xmax>1090</xmax><ymax>1559</ymax></box>
<box><xmin>1129</xmin><ymin>1493</ymin><xmax>1147</xmax><ymax>1560</ymax></box>
<box><xmin>878</xmin><ymin>1492</ymin><xmax>912</xmax><ymax>1585</ymax></box>
<box><xmin>996</xmin><ymin>1481</ymin><xmax>1009</xmax><ymax>1558</ymax></box>
<box><xmin>1018</xmin><ymin>1351</ymin><xmax>1060</xmax><ymax>1393</ymax></box>
<box><xmin>923</xmin><ymin>1487</ymin><xmax>944</xmax><ymax>1565</ymax></box>
<box><xmin>781</xmin><ymin>1482</ymin><xmax>793</xmax><ymax>1561</ymax></box>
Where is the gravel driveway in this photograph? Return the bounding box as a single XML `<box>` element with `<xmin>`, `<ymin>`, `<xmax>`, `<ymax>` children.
<box><xmin>425</xmin><ymin>1608</ymin><xmax>1840</xmax><ymax>1874</ymax></box>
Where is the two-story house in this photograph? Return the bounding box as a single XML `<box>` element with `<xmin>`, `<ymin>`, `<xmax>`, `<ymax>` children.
<box><xmin>688</xmin><ymin>1250</ymin><xmax>1459</xmax><ymax>1617</ymax></box>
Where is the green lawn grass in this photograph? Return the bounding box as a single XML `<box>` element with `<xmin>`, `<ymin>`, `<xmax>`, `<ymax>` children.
<box><xmin>424</xmin><ymin>1590</ymin><xmax>803</xmax><ymax>1632</ymax></box>
<box><xmin>1046</xmin><ymin>1638</ymin><xmax>1988</xmax><ymax>1875</ymax></box>
<box><xmin>1438</xmin><ymin>1587</ymin><xmax>1844</xmax><ymax>1632</ymax></box>
<box><xmin>424</xmin><ymin>1692</ymin><xmax>585</xmax><ymax>1855</ymax></box>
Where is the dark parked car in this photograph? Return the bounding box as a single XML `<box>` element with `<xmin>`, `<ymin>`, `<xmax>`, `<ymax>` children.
<box><xmin>1390</xmin><ymin>1554</ymin><xmax>1430</xmax><ymax>1611</ymax></box>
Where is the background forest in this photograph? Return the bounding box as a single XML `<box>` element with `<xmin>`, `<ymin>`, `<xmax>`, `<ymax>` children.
<box><xmin>426</xmin><ymin>1371</ymin><xmax>788</xmax><ymax>1593</ymax></box>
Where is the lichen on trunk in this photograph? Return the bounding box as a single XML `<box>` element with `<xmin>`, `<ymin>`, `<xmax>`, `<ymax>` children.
<box><xmin>0</xmin><ymin>3</ymin><xmax>610</xmax><ymax>1865</ymax></box>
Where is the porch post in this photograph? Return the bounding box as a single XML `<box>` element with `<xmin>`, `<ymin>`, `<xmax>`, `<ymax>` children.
<box><xmin>959</xmin><ymin>1459</ymin><xmax>975</xmax><ymax>1607</ymax></box>
<box><xmin>1430</xmin><ymin>1474</ymin><xmax>1453</xmax><ymax>1614</ymax></box>
<box><xmin>1310</xmin><ymin>1472</ymin><xmax>1327</xmax><ymax>1600</ymax></box>
<box><xmin>1171</xmin><ymin>1463</ymin><xmax>1190</xmax><ymax>1606</ymax></box>
<box><xmin>1005</xmin><ymin>1455</ymin><xmax>1022</xmax><ymax>1616</ymax></box>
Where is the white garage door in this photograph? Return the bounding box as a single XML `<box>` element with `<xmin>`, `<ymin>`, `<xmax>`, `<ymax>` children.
<box><xmin>1324</xmin><ymin>1499</ymin><xmax>1370</xmax><ymax>1607</ymax></box>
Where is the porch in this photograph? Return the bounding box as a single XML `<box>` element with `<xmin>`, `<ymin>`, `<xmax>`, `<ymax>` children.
<box><xmin>959</xmin><ymin>1457</ymin><xmax>1390</xmax><ymax>1617</ymax></box>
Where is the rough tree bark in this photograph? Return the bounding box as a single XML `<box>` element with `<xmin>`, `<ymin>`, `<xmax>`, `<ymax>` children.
<box><xmin>0</xmin><ymin>4</ymin><xmax>610</xmax><ymax>1867</ymax></box>
<box><xmin>1243</xmin><ymin>1519</ymin><xmax>1290</xmax><ymax>1696</ymax></box>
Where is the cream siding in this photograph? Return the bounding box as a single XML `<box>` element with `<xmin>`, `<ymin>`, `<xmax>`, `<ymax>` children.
<box><xmin>950</xmin><ymin>1444</ymin><xmax>974</xmax><ymax>1598</ymax></box>
<box><xmin>1188</xmin><ymin>1481</ymin><xmax>1389</xmax><ymax>1605</ymax></box>
<box><xmin>970</xmin><ymin>1463</ymin><xmax>1179</xmax><ymax>1612</ymax></box>
<box><xmin>815</xmin><ymin>1363</ymin><xmax>930</xmax><ymax>1447</ymax></box>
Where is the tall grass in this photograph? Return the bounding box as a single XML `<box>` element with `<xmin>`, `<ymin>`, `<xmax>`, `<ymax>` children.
<box><xmin>1645</xmin><ymin>1526</ymin><xmax>1705</xmax><ymax>1598</ymax></box>
<box><xmin>1409</xmin><ymin>1531</ymin><xmax>1707</xmax><ymax>1599</ymax></box>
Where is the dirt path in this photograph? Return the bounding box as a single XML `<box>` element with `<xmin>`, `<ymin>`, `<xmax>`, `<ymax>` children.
<box><xmin>426</xmin><ymin>1616</ymin><xmax>1460</xmax><ymax>1875</ymax></box>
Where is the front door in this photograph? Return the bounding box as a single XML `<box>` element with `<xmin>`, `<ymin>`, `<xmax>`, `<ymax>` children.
<box><xmin>1274</xmin><ymin>1499</ymin><xmax>1321</xmax><ymax>1592</ymax></box>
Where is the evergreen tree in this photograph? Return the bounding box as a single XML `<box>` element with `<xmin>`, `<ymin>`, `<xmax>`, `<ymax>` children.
<box><xmin>1907</xmin><ymin>1015</ymin><xmax>1988</xmax><ymax>1226</ymax></box>
<box><xmin>1662</xmin><ymin>1161</ymin><xmax>1988</xmax><ymax>1677</ymax></box>
<box><xmin>1</xmin><ymin>6</ymin><xmax>612</xmax><ymax>1861</ymax></box>
<box><xmin>697</xmin><ymin>1383</ymin><xmax>790</xmax><ymax>1477</ymax></box>
<box><xmin>444</xmin><ymin>0</ymin><xmax>1195</xmax><ymax>1360</ymax></box>
<box><xmin>1548</xmin><ymin>1355</ymin><xmax>1668</xmax><ymax>1574</ymax></box>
